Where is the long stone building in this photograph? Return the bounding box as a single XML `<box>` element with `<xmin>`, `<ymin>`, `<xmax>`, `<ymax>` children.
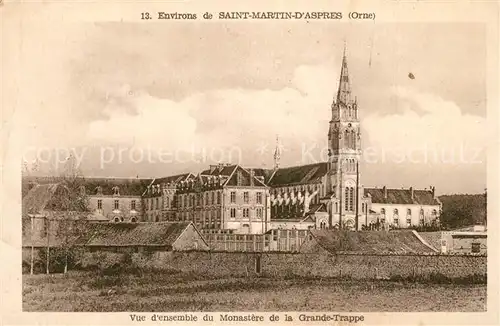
<box><xmin>22</xmin><ymin>48</ymin><xmax>441</xmax><ymax>234</ymax></box>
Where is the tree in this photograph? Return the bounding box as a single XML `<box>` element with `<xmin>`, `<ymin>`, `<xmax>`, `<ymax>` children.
<box><xmin>438</xmin><ymin>194</ymin><xmax>486</xmax><ymax>229</ymax></box>
<box><xmin>52</xmin><ymin>154</ymin><xmax>91</xmax><ymax>273</ymax></box>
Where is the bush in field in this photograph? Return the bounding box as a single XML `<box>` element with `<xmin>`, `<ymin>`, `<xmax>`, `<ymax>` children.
<box><xmin>389</xmin><ymin>272</ymin><xmax>487</xmax><ymax>284</ymax></box>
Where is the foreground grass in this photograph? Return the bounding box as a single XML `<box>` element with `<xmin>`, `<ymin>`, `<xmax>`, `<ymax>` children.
<box><xmin>23</xmin><ymin>271</ymin><xmax>486</xmax><ymax>312</ymax></box>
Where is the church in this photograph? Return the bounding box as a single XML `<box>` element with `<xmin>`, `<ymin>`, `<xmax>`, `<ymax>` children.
<box><xmin>22</xmin><ymin>49</ymin><xmax>442</xmax><ymax>234</ymax></box>
<box><xmin>263</xmin><ymin>49</ymin><xmax>442</xmax><ymax>231</ymax></box>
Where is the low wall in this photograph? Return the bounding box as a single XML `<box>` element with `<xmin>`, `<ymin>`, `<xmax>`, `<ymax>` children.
<box><xmin>80</xmin><ymin>250</ymin><xmax>486</xmax><ymax>280</ymax></box>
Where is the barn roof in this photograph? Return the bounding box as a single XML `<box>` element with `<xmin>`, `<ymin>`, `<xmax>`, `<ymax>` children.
<box><xmin>364</xmin><ymin>188</ymin><xmax>439</xmax><ymax>205</ymax></box>
<box><xmin>308</xmin><ymin>230</ymin><xmax>436</xmax><ymax>254</ymax></box>
<box><xmin>83</xmin><ymin>222</ymin><xmax>195</xmax><ymax>247</ymax></box>
<box><xmin>267</xmin><ymin>163</ymin><xmax>328</xmax><ymax>187</ymax></box>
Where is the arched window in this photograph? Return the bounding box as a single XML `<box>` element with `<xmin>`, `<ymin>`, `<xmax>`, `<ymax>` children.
<box><xmin>393</xmin><ymin>208</ymin><xmax>399</xmax><ymax>216</ymax></box>
<box><xmin>344</xmin><ymin>130</ymin><xmax>350</xmax><ymax>148</ymax></box>
<box><xmin>381</xmin><ymin>208</ymin><xmax>386</xmax><ymax>215</ymax></box>
<box><xmin>335</xmin><ymin>202</ymin><xmax>338</xmax><ymax>213</ymax></box>
<box><xmin>432</xmin><ymin>209</ymin><xmax>437</xmax><ymax>216</ymax></box>
<box><xmin>419</xmin><ymin>208</ymin><xmax>424</xmax><ymax>216</ymax></box>
<box><xmin>166</xmin><ymin>197</ymin><xmax>170</xmax><ymax>208</ymax></box>
<box><xmin>407</xmin><ymin>208</ymin><xmax>411</xmax><ymax>216</ymax></box>
<box><xmin>351</xmin><ymin>130</ymin><xmax>356</xmax><ymax>149</ymax></box>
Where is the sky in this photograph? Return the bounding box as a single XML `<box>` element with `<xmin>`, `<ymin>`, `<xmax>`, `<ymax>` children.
<box><xmin>7</xmin><ymin>21</ymin><xmax>487</xmax><ymax>194</ymax></box>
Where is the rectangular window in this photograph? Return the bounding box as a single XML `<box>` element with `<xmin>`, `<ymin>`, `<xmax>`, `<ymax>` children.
<box><xmin>230</xmin><ymin>192</ymin><xmax>236</xmax><ymax>203</ymax></box>
<box><xmin>205</xmin><ymin>193</ymin><xmax>208</xmax><ymax>205</ymax></box>
<box><xmin>256</xmin><ymin>208</ymin><xmax>263</xmax><ymax>218</ymax></box>
<box><xmin>393</xmin><ymin>218</ymin><xmax>399</xmax><ymax>226</ymax></box>
<box><xmin>156</xmin><ymin>198</ymin><xmax>159</xmax><ymax>210</ymax></box>
<box><xmin>131</xmin><ymin>200</ymin><xmax>136</xmax><ymax>210</ymax></box>
<box><xmin>406</xmin><ymin>218</ymin><xmax>411</xmax><ymax>226</ymax></box>
<box><xmin>256</xmin><ymin>192</ymin><xmax>262</xmax><ymax>204</ymax></box>
<box><xmin>472</xmin><ymin>242</ymin><xmax>480</xmax><ymax>253</ymax></box>
<box><xmin>114</xmin><ymin>200</ymin><xmax>119</xmax><ymax>210</ymax></box>
<box><xmin>230</xmin><ymin>208</ymin><xmax>236</xmax><ymax>218</ymax></box>
<box><xmin>243</xmin><ymin>208</ymin><xmax>249</xmax><ymax>218</ymax></box>
<box><xmin>211</xmin><ymin>192</ymin><xmax>215</xmax><ymax>205</ymax></box>
<box><xmin>97</xmin><ymin>199</ymin><xmax>102</xmax><ymax>210</ymax></box>
<box><xmin>217</xmin><ymin>192</ymin><xmax>221</xmax><ymax>204</ymax></box>
<box><xmin>243</xmin><ymin>192</ymin><xmax>249</xmax><ymax>203</ymax></box>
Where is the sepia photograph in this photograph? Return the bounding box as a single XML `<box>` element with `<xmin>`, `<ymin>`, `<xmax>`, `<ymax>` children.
<box><xmin>2</xmin><ymin>1</ymin><xmax>498</xmax><ymax>322</ymax></box>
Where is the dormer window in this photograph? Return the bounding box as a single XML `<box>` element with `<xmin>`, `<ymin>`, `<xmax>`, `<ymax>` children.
<box><xmin>79</xmin><ymin>186</ymin><xmax>86</xmax><ymax>196</ymax></box>
<box><xmin>112</xmin><ymin>186</ymin><xmax>120</xmax><ymax>196</ymax></box>
<box><xmin>95</xmin><ymin>186</ymin><xmax>103</xmax><ymax>195</ymax></box>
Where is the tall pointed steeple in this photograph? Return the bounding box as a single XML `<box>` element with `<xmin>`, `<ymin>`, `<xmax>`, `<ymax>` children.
<box><xmin>336</xmin><ymin>43</ymin><xmax>352</xmax><ymax>105</ymax></box>
<box><xmin>273</xmin><ymin>135</ymin><xmax>281</xmax><ymax>170</ymax></box>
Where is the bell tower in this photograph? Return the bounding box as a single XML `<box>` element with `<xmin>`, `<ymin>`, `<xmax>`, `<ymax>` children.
<box><xmin>326</xmin><ymin>45</ymin><xmax>362</xmax><ymax>229</ymax></box>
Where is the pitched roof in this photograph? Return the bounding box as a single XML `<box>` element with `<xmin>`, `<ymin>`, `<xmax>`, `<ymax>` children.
<box><xmin>223</xmin><ymin>165</ymin><xmax>267</xmax><ymax>187</ymax></box>
<box><xmin>364</xmin><ymin>188</ymin><xmax>439</xmax><ymax>205</ymax></box>
<box><xmin>308</xmin><ymin>230</ymin><xmax>436</xmax><ymax>254</ymax></box>
<box><xmin>267</xmin><ymin>163</ymin><xmax>328</xmax><ymax>187</ymax></box>
<box><xmin>417</xmin><ymin>231</ymin><xmax>441</xmax><ymax>251</ymax></box>
<box><xmin>307</xmin><ymin>203</ymin><xmax>327</xmax><ymax>214</ymax></box>
<box><xmin>22</xmin><ymin>184</ymin><xmax>67</xmax><ymax>215</ymax></box>
<box><xmin>150</xmin><ymin>173</ymin><xmax>194</xmax><ymax>186</ymax></box>
<box><xmin>84</xmin><ymin>222</ymin><xmax>193</xmax><ymax>247</ymax></box>
<box><xmin>81</xmin><ymin>177</ymin><xmax>152</xmax><ymax>196</ymax></box>
<box><xmin>23</xmin><ymin>176</ymin><xmax>152</xmax><ymax>197</ymax></box>
<box><xmin>245</xmin><ymin>168</ymin><xmax>275</xmax><ymax>184</ymax></box>
<box><xmin>200</xmin><ymin>164</ymin><xmax>238</xmax><ymax>176</ymax></box>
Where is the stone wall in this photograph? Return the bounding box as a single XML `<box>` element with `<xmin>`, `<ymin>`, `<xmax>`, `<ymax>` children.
<box><xmin>78</xmin><ymin>250</ymin><xmax>486</xmax><ymax>280</ymax></box>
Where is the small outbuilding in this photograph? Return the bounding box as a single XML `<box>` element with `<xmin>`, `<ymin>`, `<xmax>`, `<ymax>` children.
<box><xmin>83</xmin><ymin>222</ymin><xmax>209</xmax><ymax>252</ymax></box>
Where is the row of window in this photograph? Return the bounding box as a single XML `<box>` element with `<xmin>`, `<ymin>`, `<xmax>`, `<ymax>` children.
<box><xmin>229</xmin><ymin>207</ymin><xmax>264</xmax><ymax>219</ymax></box>
<box><xmin>176</xmin><ymin>210</ymin><xmax>223</xmax><ymax>222</ymax></box>
<box><xmin>380</xmin><ymin>208</ymin><xmax>438</xmax><ymax>216</ymax></box>
<box><xmin>180</xmin><ymin>191</ymin><xmax>222</xmax><ymax>208</ymax></box>
<box><xmin>380</xmin><ymin>217</ymin><xmax>427</xmax><ymax>226</ymax></box>
<box><xmin>230</xmin><ymin>191</ymin><xmax>263</xmax><ymax>204</ymax></box>
<box><xmin>146</xmin><ymin>197</ymin><xmax>168</xmax><ymax>211</ymax></box>
<box><xmin>97</xmin><ymin>199</ymin><xmax>136</xmax><ymax>211</ymax></box>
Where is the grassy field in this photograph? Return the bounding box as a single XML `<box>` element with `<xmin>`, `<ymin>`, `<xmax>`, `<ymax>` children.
<box><xmin>23</xmin><ymin>271</ymin><xmax>486</xmax><ymax>312</ymax></box>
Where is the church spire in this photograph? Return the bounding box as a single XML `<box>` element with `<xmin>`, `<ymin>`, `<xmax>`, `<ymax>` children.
<box><xmin>336</xmin><ymin>43</ymin><xmax>352</xmax><ymax>105</ymax></box>
<box><xmin>273</xmin><ymin>135</ymin><xmax>281</xmax><ymax>170</ymax></box>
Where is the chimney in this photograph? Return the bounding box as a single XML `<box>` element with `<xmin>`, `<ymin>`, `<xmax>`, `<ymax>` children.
<box><xmin>410</xmin><ymin>187</ymin><xmax>414</xmax><ymax>201</ymax></box>
<box><xmin>250</xmin><ymin>169</ymin><xmax>255</xmax><ymax>186</ymax></box>
<box><xmin>383</xmin><ymin>186</ymin><xmax>387</xmax><ymax>199</ymax></box>
<box><xmin>431</xmin><ymin>186</ymin><xmax>435</xmax><ymax>198</ymax></box>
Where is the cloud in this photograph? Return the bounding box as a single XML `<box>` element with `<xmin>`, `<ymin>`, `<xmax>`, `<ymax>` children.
<box><xmin>363</xmin><ymin>86</ymin><xmax>487</xmax><ymax>166</ymax></box>
<box><xmin>86</xmin><ymin>63</ymin><xmax>339</xmax><ymax>165</ymax></box>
